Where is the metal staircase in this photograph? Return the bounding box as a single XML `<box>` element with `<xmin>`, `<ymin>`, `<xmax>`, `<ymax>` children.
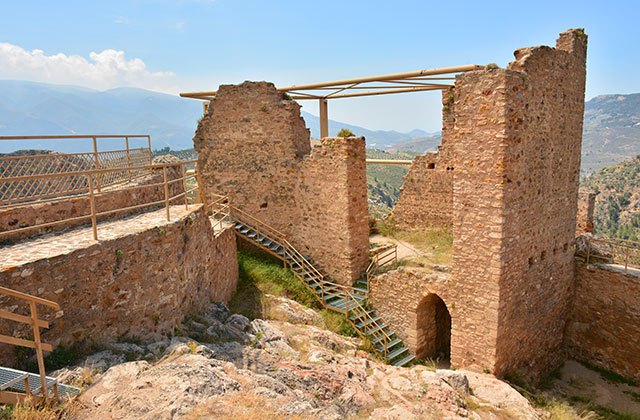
<box><xmin>210</xmin><ymin>197</ymin><xmax>415</xmax><ymax>367</ymax></box>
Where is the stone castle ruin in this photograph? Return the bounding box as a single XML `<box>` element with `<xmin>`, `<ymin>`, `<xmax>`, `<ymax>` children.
<box><xmin>193</xmin><ymin>29</ymin><xmax>592</xmax><ymax>380</ymax></box>
<box><xmin>1</xmin><ymin>28</ymin><xmax>639</xmax><ymax>393</ymax></box>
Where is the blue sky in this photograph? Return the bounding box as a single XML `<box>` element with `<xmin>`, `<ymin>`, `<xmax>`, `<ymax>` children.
<box><xmin>1</xmin><ymin>0</ymin><xmax>639</xmax><ymax>131</ymax></box>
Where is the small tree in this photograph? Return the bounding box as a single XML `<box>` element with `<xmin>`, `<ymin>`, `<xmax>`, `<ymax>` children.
<box><xmin>337</xmin><ymin>128</ymin><xmax>354</xmax><ymax>137</ymax></box>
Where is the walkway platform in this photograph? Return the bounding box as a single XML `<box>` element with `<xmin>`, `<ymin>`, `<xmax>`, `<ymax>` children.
<box><xmin>1</xmin><ymin>205</ymin><xmax>198</xmax><ymax>271</ymax></box>
<box><xmin>0</xmin><ymin>366</ymin><xmax>80</xmax><ymax>402</ymax></box>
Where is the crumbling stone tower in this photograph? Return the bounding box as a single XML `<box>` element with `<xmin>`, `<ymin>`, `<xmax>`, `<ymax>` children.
<box><xmin>450</xmin><ymin>29</ymin><xmax>587</xmax><ymax>379</ymax></box>
<box><xmin>193</xmin><ymin>82</ymin><xmax>369</xmax><ymax>285</ymax></box>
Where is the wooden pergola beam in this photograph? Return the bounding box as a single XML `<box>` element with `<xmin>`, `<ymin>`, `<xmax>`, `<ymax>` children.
<box><xmin>179</xmin><ymin>64</ymin><xmax>484</xmax><ymax>101</ymax></box>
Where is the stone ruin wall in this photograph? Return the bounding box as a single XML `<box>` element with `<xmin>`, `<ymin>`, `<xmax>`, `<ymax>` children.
<box><xmin>369</xmin><ymin>30</ymin><xmax>588</xmax><ymax>380</ymax></box>
<box><xmin>576</xmin><ymin>189</ymin><xmax>596</xmax><ymax>235</ymax></box>
<box><xmin>451</xmin><ymin>29</ymin><xmax>587</xmax><ymax>380</ymax></box>
<box><xmin>0</xmin><ymin>158</ymin><xmax>184</xmax><ymax>244</ymax></box>
<box><xmin>566</xmin><ymin>262</ymin><xmax>640</xmax><ymax>381</ymax></box>
<box><xmin>389</xmin><ymin>89</ymin><xmax>455</xmax><ymax>230</ymax></box>
<box><xmin>194</xmin><ymin>82</ymin><xmax>369</xmax><ymax>284</ymax></box>
<box><xmin>369</xmin><ymin>268</ymin><xmax>454</xmax><ymax>358</ymax></box>
<box><xmin>0</xmin><ymin>206</ymin><xmax>238</xmax><ymax>367</ymax></box>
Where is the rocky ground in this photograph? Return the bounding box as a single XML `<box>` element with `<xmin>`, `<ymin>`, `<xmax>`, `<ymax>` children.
<box><xmin>50</xmin><ymin>295</ymin><xmax>538</xmax><ymax>419</ymax></box>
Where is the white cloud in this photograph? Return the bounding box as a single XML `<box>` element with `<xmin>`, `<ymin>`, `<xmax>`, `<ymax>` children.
<box><xmin>0</xmin><ymin>42</ymin><xmax>177</xmax><ymax>93</ymax></box>
<box><xmin>171</xmin><ymin>20</ymin><xmax>186</xmax><ymax>31</ymax></box>
<box><xmin>114</xmin><ymin>16</ymin><xmax>131</xmax><ymax>25</ymax></box>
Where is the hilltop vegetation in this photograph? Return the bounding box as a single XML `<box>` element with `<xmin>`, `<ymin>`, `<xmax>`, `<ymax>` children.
<box><xmin>582</xmin><ymin>156</ymin><xmax>640</xmax><ymax>240</ymax></box>
<box><xmin>365</xmin><ymin>149</ymin><xmax>416</xmax><ymax>217</ymax></box>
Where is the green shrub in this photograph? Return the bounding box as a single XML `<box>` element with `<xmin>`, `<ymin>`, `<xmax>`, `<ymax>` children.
<box><xmin>337</xmin><ymin>128</ymin><xmax>354</xmax><ymax>137</ymax></box>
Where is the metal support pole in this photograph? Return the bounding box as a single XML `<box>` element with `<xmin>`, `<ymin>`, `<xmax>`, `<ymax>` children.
<box><xmin>196</xmin><ymin>170</ymin><xmax>209</xmax><ymax>213</ymax></box>
<box><xmin>319</xmin><ymin>99</ymin><xmax>328</xmax><ymax>139</ymax></box>
<box><xmin>147</xmin><ymin>136</ymin><xmax>153</xmax><ymax>165</ymax></box>
<box><xmin>125</xmin><ymin>136</ymin><xmax>131</xmax><ymax>181</ymax></box>
<box><xmin>88</xmin><ymin>175</ymin><xmax>98</xmax><ymax>240</ymax></box>
<box><xmin>92</xmin><ymin>137</ymin><xmax>101</xmax><ymax>192</ymax></box>
<box><xmin>181</xmin><ymin>164</ymin><xmax>188</xmax><ymax>210</ymax></box>
<box><xmin>29</xmin><ymin>301</ymin><xmax>47</xmax><ymax>399</ymax></box>
<box><xmin>163</xmin><ymin>166</ymin><xmax>170</xmax><ymax>221</ymax></box>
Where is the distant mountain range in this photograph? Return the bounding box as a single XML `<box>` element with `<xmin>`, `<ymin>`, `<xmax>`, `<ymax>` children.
<box><xmin>0</xmin><ymin>80</ymin><xmax>203</xmax><ymax>152</ymax></box>
<box><xmin>0</xmin><ymin>80</ymin><xmax>638</xmax><ymax>173</ymax></box>
<box><xmin>300</xmin><ymin>111</ymin><xmax>435</xmax><ymax>147</ymax></box>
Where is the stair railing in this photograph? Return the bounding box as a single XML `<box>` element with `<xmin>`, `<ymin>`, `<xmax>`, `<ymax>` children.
<box><xmin>205</xmin><ymin>194</ymin><xmax>396</xmax><ymax>356</ymax></box>
<box><xmin>0</xmin><ymin>286</ymin><xmax>61</xmax><ymax>401</ymax></box>
<box><xmin>365</xmin><ymin>245</ymin><xmax>398</xmax><ymax>292</ymax></box>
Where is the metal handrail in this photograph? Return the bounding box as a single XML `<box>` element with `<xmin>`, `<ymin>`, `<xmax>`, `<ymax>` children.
<box><xmin>586</xmin><ymin>237</ymin><xmax>640</xmax><ymax>273</ymax></box>
<box><xmin>0</xmin><ymin>286</ymin><xmax>61</xmax><ymax>400</ymax></box>
<box><xmin>1</xmin><ymin>135</ymin><xmax>154</xmax><ymax>204</ymax></box>
<box><xmin>215</xmin><ymin>198</ymin><xmax>395</xmax><ymax>354</ymax></box>
<box><xmin>0</xmin><ymin>160</ymin><xmax>199</xmax><ymax>241</ymax></box>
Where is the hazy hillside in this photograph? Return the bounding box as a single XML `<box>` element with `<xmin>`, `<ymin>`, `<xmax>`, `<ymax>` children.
<box><xmin>0</xmin><ymin>80</ymin><xmax>203</xmax><ymax>152</ymax></box>
<box><xmin>365</xmin><ymin>149</ymin><xmax>418</xmax><ymax>217</ymax></box>
<box><xmin>582</xmin><ymin>94</ymin><xmax>640</xmax><ymax>173</ymax></box>
<box><xmin>301</xmin><ymin>111</ymin><xmax>431</xmax><ymax>148</ymax></box>
<box><xmin>582</xmin><ymin>156</ymin><xmax>640</xmax><ymax>240</ymax></box>
<box><xmin>2</xmin><ymin>81</ymin><xmax>639</xmax><ymax>175</ymax></box>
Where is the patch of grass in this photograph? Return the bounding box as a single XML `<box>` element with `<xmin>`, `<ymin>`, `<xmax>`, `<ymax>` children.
<box><xmin>577</xmin><ymin>359</ymin><xmax>638</xmax><ymax>386</ymax></box>
<box><xmin>375</xmin><ymin>220</ymin><xmax>453</xmax><ymax>266</ymax></box>
<box><xmin>229</xmin><ymin>250</ymin><xmax>319</xmax><ymax>319</ymax></box>
<box><xmin>623</xmin><ymin>390</ymin><xmax>640</xmax><ymax>403</ymax></box>
<box><xmin>24</xmin><ymin>344</ymin><xmax>85</xmax><ymax>373</ymax></box>
<box><xmin>539</xmin><ymin>363</ymin><xmax>564</xmax><ymax>390</ymax></box>
<box><xmin>3</xmin><ymin>397</ymin><xmax>77</xmax><ymax>420</ymax></box>
<box><xmin>319</xmin><ymin>310</ymin><xmax>357</xmax><ymax>337</ymax></box>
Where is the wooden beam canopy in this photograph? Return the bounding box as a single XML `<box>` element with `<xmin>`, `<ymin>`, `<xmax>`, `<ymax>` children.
<box><xmin>180</xmin><ymin>64</ymin><xmax>484</xmax><ymax>140</ymax></box>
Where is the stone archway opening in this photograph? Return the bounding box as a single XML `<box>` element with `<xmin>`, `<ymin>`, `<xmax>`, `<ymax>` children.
<box><xmin>416</xmin><ymin>294</ymin><xmax>451</xmax><ymax>366</ymax></box>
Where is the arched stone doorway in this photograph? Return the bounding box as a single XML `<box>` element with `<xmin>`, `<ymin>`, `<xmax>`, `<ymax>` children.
<box><xmin>416</xmin><ymin>294</ymin><xmax>451</xmax><ymax>364</ymax></box>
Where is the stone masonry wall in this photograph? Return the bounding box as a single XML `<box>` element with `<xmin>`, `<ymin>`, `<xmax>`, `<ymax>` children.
<box><xmin>294</xmin><ymin>138</ymin><xmax>370</xmax><ymax>282</ymax></box>
<box><xmin>576</xmin><ymin>189</ymin><xmax>596</xmax><ymax>235</ymax></box>
<box><xmin>390</xmin><ymin>89</ymin><xmax>455</xmax><ymax>230</ymax></box>
<box><xmin>369</xmin><ymin>268</ymin><xmax>453</xmax><ymax>358</ymax></box>
<box><xmin>0</xmin><ymin>206</ymin><xmax>238</xmax><ymax>367</ymax></box>
<box><xmin>194</xmin><ymin>82</ymin><xmax>369</xmax><ymax>284</ymax></box>
<box><xmin>566</xmin><ymin>262</ymin><xmax>640</xmax><ymax>381</ymax></box>
<box><xmin>451</xmin><ymin>29</ymin><xmax>587</xmax><ymax>381</ymax></box>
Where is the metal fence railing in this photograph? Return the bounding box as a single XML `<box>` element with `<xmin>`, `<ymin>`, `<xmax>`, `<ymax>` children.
<box><xmin>0</xmin><ymin>160</ymin><xmax>199</xmax><ymax>242</ymax></box>
<box><xmin>0</xmin><ymin>135</ymin><xmax>152</xmax><ymax>207</ymax></box>
<box><xmin>586</xmin><ymin>237</ymin><xmax>640</xmax><ymax>273</ymax></box>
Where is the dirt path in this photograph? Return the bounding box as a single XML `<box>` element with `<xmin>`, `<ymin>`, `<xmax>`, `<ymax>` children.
<box><xmin>552</xmin><ymin>360</ymin><xmax>640</xmax><ymax>417</ymax></box>
<box><xmin>370</xmin><ymin>234</ymin><xmax>423</xmax><ymax>261</ymax></box>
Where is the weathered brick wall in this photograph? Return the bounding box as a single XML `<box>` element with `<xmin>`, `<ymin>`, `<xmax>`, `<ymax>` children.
<box><xmin>0</xmin><ymin>206</ymin><xmax>238</xmax><ymax>366</ymax></box>
<box><xmin>566</xmin><ymin>262</ymin><xmax>640</xmax><ymax>381</ymax></box>
<box><xmin>294</xmin><ymin>137</ymin><xmax>369</xmax><ymax>282</ymax></box>
<box><xmin>390</xmin><ymin>89</ymin><xmax>454</xmax><ymax>230</ymax></box>
<box><xmin>369</xmin><ymin>268</ymin><xmax>455</xmax><ymax>359</ymax></box>
<box><xmin>576</xmin><ymin>189</ymin><xmax>596</xmax><ymax>235</ymax></box>
<box><xmin>194</xmin><ymin>82</ymin><xmax>369</xmax><ymax>284</ymax></box>
<box><xmin>451</xmin><ymin>29</ymin><xmax>587</xmax><ymax>380</ymax></box>
<box><xmin>0</xmin><ymin>163</ymin><xmax>183</xmax><ymax>244</ymax></box>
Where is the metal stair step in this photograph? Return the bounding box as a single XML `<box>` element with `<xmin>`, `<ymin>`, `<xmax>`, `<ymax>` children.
<box><xmin>355</xmin><ymin>316</ymin><xmax>381</xmax><ymax>329</ymax></box>
<box><xmin>386</xmin><ymin>346</ymin><xmax>409</xmax><ymax>361</ymax></box>
<box><xmin>371</xmin><ymin>332</ymin><xmax>395</xmax><ymax>345</ymax></box>
<box><xmin>391</xmin><ymin>354</ymin><xmax>416</xmax><ymax>367</ymax></box>
<box><xmin>349</xmin><ymin>309</ymin><xmax>374</xmax><ymax>321</ymax></box>
<box><xmin>234</xmin><ymin>223</ymin><xmax>244</xmax><ymax>230</ymax></box>
<box><xmin>377</xmin><ymin>338</ymin><xmax>403</xmax><ymax>352</ymax></box>
<box><xmin>261</xmin><ymin>238</ymin><xmax>273</xmax><ymax>247</ymax></box>
<box><xmin>365</xmin><ymin>323</ymin><xmax>388</xmax><ymax>335</ymax></box>
<box><xmin>352</xmin><ymin>286</ymin><xmax>368</xmax><ymax>294</ymax></box>
<box><xmin>247</xmin><ymin>231</ymin><xmax>258</xmax><ymax>239</ymax></box>
<box><xmin>239</xmin><ymin>227</ymin><xmax>251</xmax><ymax>235</ymax></box>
